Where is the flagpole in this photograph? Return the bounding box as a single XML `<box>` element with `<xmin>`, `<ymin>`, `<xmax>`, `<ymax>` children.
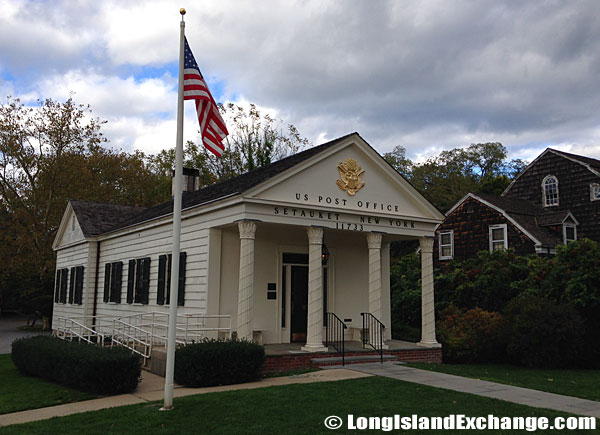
<box><xmin>162</xmin><ymin>7</ymin><xmax>186</xmax><ymax>411</ymax></box>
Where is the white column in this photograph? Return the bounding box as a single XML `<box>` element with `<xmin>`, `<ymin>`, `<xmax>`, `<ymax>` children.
<box><xmin>418</xmin><ymin>237</ymin><xmax>441</xmax><ymax>347</ymax></box>
<box><xmin>381</xmin><ymin>241</ymin><xmax>392</xmax><ymax>341</ymax></box>
<box><xmin>367</xmin><ymin>233</ymin><xmax>388</xmax><ymax>349</ymax></box>
<box><xmin>301</xmin><ymin>227</ymin><xmax>328</xmax><ymax>352</ymax></box>
<box><xmin>237</xmin><ymin>221</ymin><xmax>256</xmax><ymax>342</ymax></box>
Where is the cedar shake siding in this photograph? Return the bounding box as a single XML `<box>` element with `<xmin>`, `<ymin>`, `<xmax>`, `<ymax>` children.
<box><xmin>503</xmin><ymin>149</ymin><xmax>600</xmax><ymax>243</ymax></box>
<box><xmin>434</xmin><ymin>196</ymin><xmax>536</xmax><ymax>264</ymax></box>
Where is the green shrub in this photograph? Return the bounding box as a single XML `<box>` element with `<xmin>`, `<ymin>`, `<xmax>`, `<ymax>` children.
<box><xmin>437</xmin><ymin>305</ymin><xmax>507</xmax><ymax>363</ymax></box>
<box><xmin>435</xmin><ymin>250</ymin><xmax>530</xmax><ymax>313</ymax></box>
<box><xmin>390</xmin><ymin>253</ymin><xmax>421</xmax><ymax>328</ymax></box>
<box><xmin>11</xmin><ymin>336</ymin><xmax>141</xmax><ymax>394</ymax></box>
<box><xmin>505</xmin><ymin>296</ymin><xmax>584</xmax><ymax>368</ymax></box>
<box><xmin>174</xmin><ymin>339</ymin><xmax>265</xmax><ymax>387</ymax></box>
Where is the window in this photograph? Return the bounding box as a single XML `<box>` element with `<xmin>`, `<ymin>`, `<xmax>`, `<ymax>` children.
<box><xmin>103</xmin><ymin>262</ymin><xmax>123</xmax><ymax>303</ymax></box>
<box><xmin>542</xmin><ymin>175</ymin><xmax>559</xmax><ymax>206</ymax></box>
<box><xmin>591</xmin><ymin>184</ymin><xmax>600</xmax><ymax>201</ymax></box>
<box><xmin>54</xmin><ymin>268</ymin><xmax>69</xmax><ymax>303</ymax></box>
<box><xmin>439</xmin><ymin>231</ymin><xmax>454</xmax><ymax>260</ymax></box>
<box><xmin>68</xmin><ymin>266</ymin><xmax>84</xmax><ymax>305</ymax></box>
<box><xmin>156</xmin><ymin>252</ymin><xmax>187</xmax><ymax>306</ymax></box>
<box><xmin>71</xmin><ymin>216</ymin><xmax>75</xmax><ymax>231</ymax></box>
<box><xmin>563</xmin><ymin>224</ymin><xmax>577</xmax><ymax>244</ymax></box>
<box><xmin>127</xmin><ymin>257</ymin><xmax>151</xmax><ymax>304</ymax></box>
<box><xmin>489</xmin><ymin>224</ymin><xmax>508</xmax><ymax>252</ymax></box>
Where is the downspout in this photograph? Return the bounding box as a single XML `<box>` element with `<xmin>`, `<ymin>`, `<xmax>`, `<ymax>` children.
<box><xmin>92</xmin><ymin>240</ymin><xmax>101</xmax><ymax>328</ymax></box>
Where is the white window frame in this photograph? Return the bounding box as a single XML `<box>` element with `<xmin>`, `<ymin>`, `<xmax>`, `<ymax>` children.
<box><xmin>542</xmin><ymin>175</ymin><xmax>559</xmax><ymax>207</ymax></box>
<box><xmin>563</xmin><ymin>223</ymin><xmax>577</xmax><ymax>244</ymax></box>
<box><xmin>590</xmin><ymin>183</ymin><xmax>600</xmax><ymax>202</ymax></box>
<box><xmin>489</xmin><ymin>224</ymin><xmax>508</xmax><ymax>252</ymax></box>
<box><xmin>438</xmin><ymin>230</ymin><xmax>454</xmax><ymax>260</ymax></box>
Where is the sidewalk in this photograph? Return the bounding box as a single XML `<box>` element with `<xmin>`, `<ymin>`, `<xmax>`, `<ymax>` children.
<box><xmin>338</xmin><ymin>362</ymin><xmax>600</xmax><ymax>419</ymax></box>
<box><xmin>0</xmin><ymin>368</ymin><xmax>372</xmax><ymax>427</ymax></box>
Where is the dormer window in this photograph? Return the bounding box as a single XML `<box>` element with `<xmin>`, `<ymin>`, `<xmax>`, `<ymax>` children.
<box><xmin>591</xmin><ymin>183</ymin><xmax>600</xmax><ymax>202</ymax></box>
<box><xmin>563</xmin><ymin>223</ymin><xmax>577</xmax><ymax>244</ymax></box>
<box><xmin>542</xmin><ymin>175</ymin><xmax>559</xmax><ymax>206</ymax></box>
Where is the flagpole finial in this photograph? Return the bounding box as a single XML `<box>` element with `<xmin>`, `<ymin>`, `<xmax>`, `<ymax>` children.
<box><xmin>180</xmin><ymin>8</ymin><xmax>186</xmax><ymax>16</ymax></box>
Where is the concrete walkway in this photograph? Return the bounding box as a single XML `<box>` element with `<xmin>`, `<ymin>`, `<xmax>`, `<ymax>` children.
<box><xmin>0</xmin><ymin>368</ymin><xmax>371</xmax><ymax>427</ymax></box>
<box><xmin>338</xmin><ymin>362</ymin><xmax>600</xmax><ymax>419</ymax></box>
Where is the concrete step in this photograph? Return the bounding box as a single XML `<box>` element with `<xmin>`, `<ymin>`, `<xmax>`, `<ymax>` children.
<box><xmin>312</xmin><ymin>354</ymin><xmax>398</xmax><ymax>366</ymax></box>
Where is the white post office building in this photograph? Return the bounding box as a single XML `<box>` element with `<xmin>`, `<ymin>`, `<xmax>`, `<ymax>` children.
<box><xmin>52</xmin><ymin>133</ymin><xmax>443</xmax><ymax>355</ymax></box>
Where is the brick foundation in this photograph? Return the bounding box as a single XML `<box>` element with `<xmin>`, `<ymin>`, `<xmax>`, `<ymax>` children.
<box><xmin>262</xmin><ymin>347</ymin><xmax>442</xmax><ymax>373</ymax></box>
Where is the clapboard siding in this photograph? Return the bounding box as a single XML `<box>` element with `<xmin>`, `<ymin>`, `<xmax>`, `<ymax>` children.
<box><xmin>504</xmin><ymin>151</ymin><xmax>600</xmax><ymax>243</ymax></box>
<box><xmin>94</xmin><ymin>213</ymin><xmax>212</xmax><ymax>320</ymax></box>
<box><xmin>52</xmin><ymin>242</ymin><xmax>90</xmax><ymax>328</ymax></box>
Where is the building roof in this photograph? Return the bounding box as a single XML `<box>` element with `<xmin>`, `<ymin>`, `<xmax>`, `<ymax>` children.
<box><xmin>464</xmin><ymin>193</ymin><xmax>563</xmax><ymax>248</ymax></box>
<box><xmin>71</xmin><ymin>132</ymin><xmax>359</xmax><ymax>236</ymax></box>
<box><xmin>549</xmin><ymin>149</ymin><xmax>600</xmax><ymax>173</ymax></box>
<box><xmin>70</xmin><ymin>200</ymin><xmax>146</xmax><ymax>237</ymax></box>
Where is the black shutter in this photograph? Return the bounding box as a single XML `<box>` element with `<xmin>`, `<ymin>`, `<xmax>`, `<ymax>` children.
<box><xmin>54</xmin><ymin>270</ymin><xmax>61</xmax><ymax>303</ymax></box>
<box><xmin>127</xmin><ymin>260</ymin><xmax>136</xmax><ymax>304</ymax></box>
<box><xmin>134</xmin><ymin>259</ymin><xmax>143</xmax><ymax>303</ymax></box>
<box><xmin>178</xmin><ymin>252</ymin><xmax>187</xmax><ymax>306</ymax></box>
<box><xmin>157</xmin><ymin>255</ymin><xmax>167</xmax><ymax>305</ymax></box>
<box><xmin>68</xmin><ymin>268</ymin><xmax>75</xmax><ymax>304</ymax></box>
<box><xmin>60</xmin><ymin>269</ymin><xmax>68</xmax><ymax>303</ymax></box>
<box><xmin>103</xmin><ymin>263</ymin><xmax>111</xmax><ymax>303</ymax></box>
<box><xmin>166</xmin><ymin>254</ymin><xmax>172</xmax><ymax>304</ymax></box>
<box><xmin>111</xmin><ymin>262</ymin><xmax>123</xmax><ymax>303</ymax></box>
<box><xmin>75</xmin><ymin>266</ymin><xmax>84</xmax><ymax>305</ymax></box>
<box><xmin>141</xmin><ymin>257</ymin><xmax>151</xmax><ymax>304</ymax></box>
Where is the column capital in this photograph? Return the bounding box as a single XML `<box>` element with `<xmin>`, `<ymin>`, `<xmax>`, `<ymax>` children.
<box><xmin>419</xmin><ymin>237</ymin><xmax>434</xmax><ymax>253</ymax></box>
<box><xmin>306</xmin><ymin>227</ymin><xmax>323</xmax><ymax>245</ymax></box>
<box><xmin>367</xmin><ymin>232</ymin><xmax>382</xmax><ymax>250</ymax></box>
<box><xmin>238</xmin><ymin>221</ymin><xmax>257</xmax><ymax>240</ymax></box>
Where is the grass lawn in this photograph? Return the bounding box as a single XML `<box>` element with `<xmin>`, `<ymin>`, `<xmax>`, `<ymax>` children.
<box><xmin>1</xmin><ymin>377</ymin><xmax>597</xmax><ymax>434</ymax></box>
<box><xmin>0</xmin><ymin>354</ymin><xmax>96</xmax><ymax>414</ymax></box>
<box><xmin>407</xmin><ymin>362</ymin><xmax>600</xmax><ymax>402</ymax></box>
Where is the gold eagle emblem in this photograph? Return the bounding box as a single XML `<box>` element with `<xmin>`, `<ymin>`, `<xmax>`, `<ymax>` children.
<box><xmin>336</xmin><ymin>158</ymin><xmax>365</xmax><ymax>196</ymax></box>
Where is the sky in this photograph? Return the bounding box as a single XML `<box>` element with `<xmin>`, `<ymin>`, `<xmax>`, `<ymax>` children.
<box><xmin>1</xmin><ymin>0</ymin><xmax>600</xmax><ymax>164</ymax></box>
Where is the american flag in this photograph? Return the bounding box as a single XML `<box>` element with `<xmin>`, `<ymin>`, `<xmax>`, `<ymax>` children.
<box><xmin>183</xmin><ymin>37</ymin><xmax>228</xmax><ymax>157</ymax></box>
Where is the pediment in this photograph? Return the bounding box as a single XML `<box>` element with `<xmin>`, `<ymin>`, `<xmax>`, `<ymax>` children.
<box><xmin>248</xmin><ymin>137</ymin><xmax>443</xmax><ymax>221</ymax></box>
<box><xmin>53</xmin><ymin>203</ymin><xmax>86</xmax><ymax>249</ymax></box>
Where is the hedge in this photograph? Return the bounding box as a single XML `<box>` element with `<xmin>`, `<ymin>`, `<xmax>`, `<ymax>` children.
<box><xmin>11</xmin><ymin>336</ymin><xmax>141</xmax><ymax>394</ymax></box>
<box><xmin>174</xmin><ymin>339</ymin><xmax>265</xmax><ymax>387</ymax></box>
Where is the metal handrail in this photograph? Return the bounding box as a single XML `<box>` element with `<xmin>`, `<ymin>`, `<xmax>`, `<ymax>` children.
<box><xmin>361</xmin><ymin>312</ymin><xmax>385</xmax><ymax>363</ymax></box>
<box><xmin>55</xmin><ymin>312</ymin><xmax>233</xmax><ymax>362</ymax></box>
<box><xmin>325</xmin><ymin>312</ymin><xmax>347</xmax><ymax>366</ymax></box>
<box><xmin>55</xmin><ymin>317</ymin><xmax>105</xmax><ymax>346</ymax></box>
<box><xmin>111</xmin><ymin>319</ymin><xmax>152</xmax><ymax>361</ymax></box>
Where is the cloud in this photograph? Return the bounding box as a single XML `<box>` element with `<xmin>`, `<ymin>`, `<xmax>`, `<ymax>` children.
<box><xmin>2</xmin><ymin>0</ymin><xmax>600</xmax><ymax>163</ymax></box>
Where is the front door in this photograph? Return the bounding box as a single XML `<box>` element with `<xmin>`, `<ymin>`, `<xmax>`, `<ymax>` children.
<box><xmin>290</xmin><ymin>265</ymin><xmax>308</xmax><ymax>342</ymax></box>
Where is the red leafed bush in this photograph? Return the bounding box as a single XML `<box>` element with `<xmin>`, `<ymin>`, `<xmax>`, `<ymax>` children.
<box><xmin>437</xmin><ymin>305</ymin><xmax>507</xmax><ymax>363</ymax></box>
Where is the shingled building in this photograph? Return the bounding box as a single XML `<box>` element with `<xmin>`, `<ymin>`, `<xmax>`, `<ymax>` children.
<box><xmin>435</xmin><ymin>148</ymin><xmax>600</xmax><ymax>262</ymax></box>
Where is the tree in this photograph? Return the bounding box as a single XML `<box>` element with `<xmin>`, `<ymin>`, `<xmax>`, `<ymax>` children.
<box><xmin>0</xmin><ymin>97</ymin><xmax>169</xmax><ymax>319</ymax></box>
<box><xmin>408</xmin><ymin>142</ymin><xmax>527</xmax><ymax>212</ymax></box>
<box><xmin>149</xmin><ymin>103</ymin><xmax>310</xmax><ymax>186</ymax></box>
<box><xmin>383</xmin><ymin>145</ymin><xmax>413</xmax><ymax>178</ymax></box>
